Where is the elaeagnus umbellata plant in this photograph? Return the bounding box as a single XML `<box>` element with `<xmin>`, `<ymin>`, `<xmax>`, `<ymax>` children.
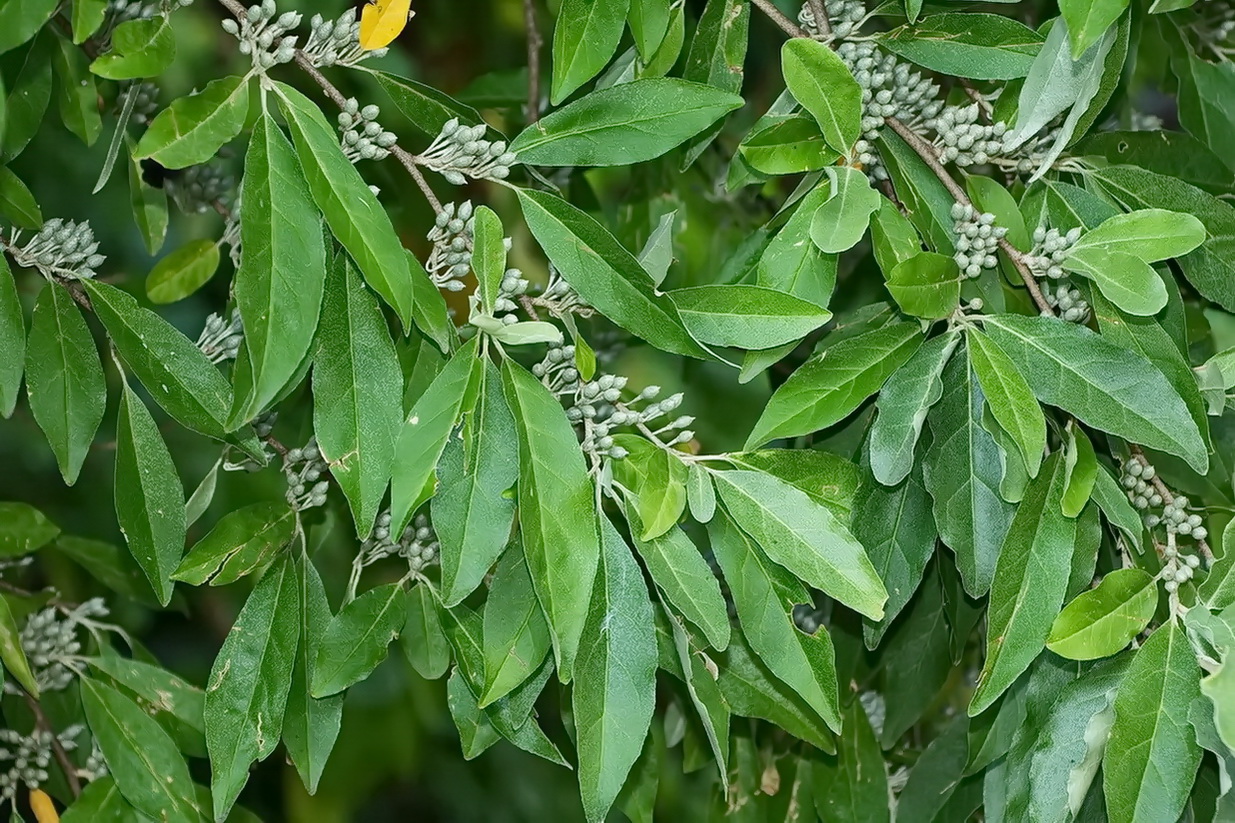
<box><xmin>1</xmin><ymin>0</ymin><xmax>1235</xmax><ymax>820</ymax></box>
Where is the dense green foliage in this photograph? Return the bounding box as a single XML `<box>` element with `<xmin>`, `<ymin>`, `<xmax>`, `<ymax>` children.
<box><xmin>2</xmin><ymin>0</ymin><xmax>1235</xmax><ymax>820</ymax></box>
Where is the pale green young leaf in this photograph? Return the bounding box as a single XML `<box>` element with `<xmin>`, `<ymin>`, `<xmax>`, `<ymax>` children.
<box><xmin>471</xmin><ymin>206</ymin><xmax>505</xmax><ymax>314</ymax></box>
<box><xmin>501</xmin><ymin>359</ymin><xmax>600</xmax><ymax>682</ymax></box>
<box><xmin>757</xmin><ymin>182</ymin><xmax>839</xmax><ymax>307</ymax></box>
<box><xmin>1069</xmin><ymin>208</ymin><xmax>1206</xmax><ymax>263</ymax></box>
<box><xmin>1062</xmin><ymin>246</ymin><xmax>1168</xmax><ymax>317</ymax></box>
<box><xmin>780</xmin><ymin>38</ymin><xmax>861</xmax><ymax>153</ymax></box>
<box><xmin>145</xmin><ymin>240</ymin><xmax>220</xmax><ymax>305</ymax></box>
<box><xmin>668</xmin><ymin>284</ymin><xmax>831</xmax><ymax>351</ymax></box>
<box><xmin>312</xmin><ymin>255</ymin><xmax>403</xmax><ymax>540</ymax></box>
<box><xmin>637</xmin><ymin>210</ymin><xmax>676</xmax><ymax>287</ymax></box>
<box><xmin>809</xmin><ymin>166</ymin><xmax>882</xmax><ymax>254</ymax></box>
<box><xmin>550</xmin><ymin>0</ymin><xmax>630</xmax><ymax>104</ymax></box>
<box><xmin>885</xmin><ymin>252</ymin><xmax>962</xmax><ymax>320</ymax></box>
<box><xmin>0</xmin><ymin>257</ymin><xmax>25</xmax><ymax>418</ymax></box>
<box><xmin>72</xmin><ymin>0</ymin><xmax>107</xmax><ymax>43</ymax></box>
<box><xmin>738</xmin><ymin>115</ymin><xmax>836</xmax><ymax>176</ymax></box>
<box><xmin>312</xmin><ymin>583</ymin><xmax>407</xmax><ymax>697</ymax></box>
<box><xmin>134</xmin><ymin>75</ymin><xmax>251</xmax><ymax>169</ymax></box>
<box><xmin>686</xmin><ymin>463</ymin><xmax>716</xmax><ymax>523</ymax></box>
<box><xmin>0</xmin><ymin>595</ymin><xmax>38</xmax><ymax>696</ymax></box>
<box><xmin>172</xmin><ymin>501</ymin><xmax>296</xmax><ymax>587</ymax></box>
<box><xmin>1061</xmin><ymin>423</ymin><xmax>1097</xmax><ymax>518</ymax></box>
<box><xmin>89</xmin><ymin>16</ymin><xmax>175</xmax><ymax>79</ymax></box>
<box><xmin>25</xmin><ymin>284</ymin><xmax>106</xmax><ymax>485</ymax></box>
<box><xmin>479</xmin><ymin>544</ymin><xmax>550</xmax><ymax>707</ymax></box>
<box><xmin>1046</xmin><ymin>568</ymin><xmax>1157</xmax><ymax>660</ymax></box>
<box><xmin>1059</xmin><ymin>0</ymin><xmax>1131</xmax><ymax>58</ymax></box>
<box><xmin>967</xmin><ymin>327</ymin><xmax>1046</xmax><ymax>480</ymax></box>
<box><xmin>628</xmin><ymin>517</ymin><xmax>730</xmax><ymax>652</ymax></box>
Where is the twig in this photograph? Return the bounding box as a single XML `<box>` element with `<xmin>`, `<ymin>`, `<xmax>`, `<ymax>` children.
<box><xmin>391</xmin><ymin>148</ymin><xmax>443</xmax><ymax>213</ymax></box>
<box><xmin>523</xmin><ymin>0</ymin><xmax>543</xmax><ymax>124</ymax></box>
<box><xmin>750</xmin><ymin>0</ymin><xmax>807</xmax><ymax>38</ymax></box>
<box><xmin>807</xmin><ymin>0</ymin><xmax>832</xmax><ymax>37</ymax></box>
<box><xmin>24</xmin><ymin>694</ymin><xmax>81</xmax><ymax>799</ymax></box>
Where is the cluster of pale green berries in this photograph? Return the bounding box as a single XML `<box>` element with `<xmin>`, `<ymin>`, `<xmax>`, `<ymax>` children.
<box><xmin>534</xmin><ymin>270</ymin><xmax>591</xmax><ymax>319</ymax></box>
<box><xmin>196</xmin><ymin>310</ymin><xmax>244</xmax><ymax>364</ymax></box>
<box><xmin>8</xmin><ymin>600</ymin><xmax>108</xmax><ymax>696</ymax></box>
<box><xmin>1025</xmin><ymin>225</ymin><xmax>1090</xmax><ymax>322</ymax></box>
<box><xmin>1161</xmin><ymin>541</ymin><xmax>1202</xmax><ymax>594</ymax></box>
<box><xmin>303</xmin><ymin>8</ymin><xmax>387</xmax><ymax>68</ymax></box>
<box><xmin>793</xmin><ymin>603</ymin><xmax>827</xmax><ymax>634</ymax></box>
<box><xmin>1044</xmin><ymin>284</ymin><xmax>1090</xmax><ymax>323</ymax></box>
<box><xmin>950</xmin><ymin>203</ymin><xmax>1006</xmax><ymax>279</ymax></box>
<box><xmin>4</xmin><ymin>219</ymin><xmax>106</xmax><ymax>281</ymax></box>
<box><xmin>798</xmin><ymin>0</ymin><xmax>866</xmax><ymax>39</ymax></box>
<box><xmin>419</xmin><ymin>119</ymin><xmax>518</xmax><ymax>185</ymax></box>
<box><xmin>167</xmin><ymin>162</ymin><xmax>235</xmax><ymax>214</ymax></box>
<box><xmin>104</xmin><ymin>0</ymin><xmax>160</xmax><ymax>27</ymax></box>
<box><xmin>222</xmin><ymin>1</ymin><xmax>300</xmax><ymax>70</ymax></box>
<box><xmin>427</xmin><ymin>201</ymin><xmax>475</xmax><ymax>291</ymax></box>
<box><xmin>931</xmin><ymin>105</ymin><xmax>1009</xmax><ymax>167</ymax></box>
<box><xmin>359</xmin><ymin>512</ymin><xmax>440</xmax><ymax>577</ymax></box>
<box><xmin>337</xmin><ymin>99</ymin><xmax>398</xmax><ymax>163</ymax></box>
<box><xmin>118</xmin><ymin>81</ymin><xmax>160</xmax><ymax>127</ymax></box>
<box><xmin>283</xmin><ymin>438</ymin><xmax>330</xmax><ymax>512</ymax></box>
<box><xmin>0</xmin><ymin>727</ymin><xmax>83</xmax><ymax>801</ymax></box>
<box><xmin>1125</xmin><ymin>458</ymin><xmax>1210</xmax><ymax>545</ymax></box>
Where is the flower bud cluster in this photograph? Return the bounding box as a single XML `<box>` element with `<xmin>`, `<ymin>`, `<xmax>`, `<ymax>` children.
<box><xmin>951</xmin><ymin>203</ymin><xmax>1006</xmax><ymax>279</ymax></box>
<box><xmin>427</xmin><ymin>201</ymin><xmax>475</xmax><ymax>291</ymax></box>
<box><xmin>196</xmin><ymin>310</ymin><xmax>243</xmax><ymax>364</ymax></box>
<box><xmin>337</xmin><ymin>99</ymin><xmax>398</xmax><ymax>163</ymax></box>
<box><xmin>1193</xmin><ymin>3</ymin><xmax>1235</xmax><ymax>63</ymax></box>
<box><xmin>1026</xmin><ymin>225</ymin><xmax>1089</xmax><ymax>322</ymax></box>
<box><xmin>1125</xmin><ymin>458</ymin><xmax>1211</xmax><ymax>568</ymax></box>
<box><xmin>793</xmin><ymin>603</ymin><xmax>827</xmax><ymax>634</ymax></box>
<box><xmin>1044</xmin><ymin>284</ymin><xmax>1090</xmax><ymax>323</ymax></box>
<box><xmin>419</xmin><ymin>119</ymin><xmax>518</xmax><ymax>185</ymax></box>
<box><xmin>494</xmin><ymin>266</ymin><xmax>530</xmax><ymax>320</ymax></box>
<box><xmin>931</xmin><ymin>105</ymin><xmax>1008</xmax><ymax>167</ymax></box>
<box><xmin>283</xmin><ymin>439</ymin><xmax>329</xmax><ymax>512</ymax></box>
<box><xmin>118</xmin><ymin>82</ymin><xmax>160</xmax><ymax>127</ymax></box>
<box><xmin>798</xmin><ymin>0</ymin><xmax>867</xmax><ymax>39</ymax></box>
<box><xmin>1121</xmin><ymin>459</ymin><xmax>1164</xmax><ymax>512</ymax></box>
<box><xmin>534</xmin><ymin>269</ymin><xmax>591</xmax><ymax>318</ymax></box>
<box><xmin>303</xmin><ymin>8</ymin><xmax>386</xmax><ymax>68</ymax></box>
<box><xmin>359</xmin><ymin>512</ymin><xmax>439</xmax><ymax>576</ymax></box>
<box><xmin>3</xmin><ymin>219</ymin><xmax>105</xmax><ymax>281</ymax></box>
<box><xmin>167</xmin><ymin>162</ymin><xmax>235</xmax><ymax>215</ymax></box>
<box><xmin>8</xmin><ymin>600</ymin><xmax>108</xmax><ymax>696</ymax></box>
<box><xmin>0</xmin><ymin>726</ymin><xmax>83</xmax><ymax>801</ymax></box>
<box><xmin>104</xmin><ymin>0</ymin><xmax>158</xmax><ymax>29</ymax></box>
<box><xmin>221</xmin><ymin>0</ymin><xmax>300</xmax><ymax>70</ymax></box>
<box><xmin>1161</xmin><ymin>539</ymin><xmax>1202</xmax><ymax>594</ymax></box>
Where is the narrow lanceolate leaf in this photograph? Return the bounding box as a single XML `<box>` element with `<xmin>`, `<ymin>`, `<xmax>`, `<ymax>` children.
<box><xmin>922</xmin><ymin>350</ymin><xmax>1015</xmax><ymax>598</ymax></box>
<box><xmin>312</xmin><ymin>583</ymin><xmax>407</xmax><ymax>697</ymax></box>
<box><xmin>966</xmin><ymin>327</ymin><xmax>1046</xmax><ymax>479</ymax></box>
<box><xmin>25</xmin><ymin>283</ymin><xmax>106</xmax><ymax>484</ymax></box>
<box><xmin>434</xmin><ymin>359</ymin><xmax>518</xmax><ymax>606</ymax></box>
<box><xmin>813</xmin><ymin>700</ymin><xmax>890</xmax><ymax>823</ymax></box>
<box><xmin>134</xmin><ymin>75</ymin><xmax>251</xmax><ymax>169</ymax></box>
<box><xmin>667</xmin><ymin>284</ymin><xmax>831</xmax><ymax>351</ymax></box>
<box><xmin>480</xmin><ymin>545</ymin><xmax>551</xmax><ymax>706</ymax></box>
<box><xmin>84</xmin><ymin>280</ymin><xmax>234</xmax><ymax>441</ymax></box>
<box><xmin>1104</xmin><ymin>621</ymin><xmax>1202</xmax><ymax>823</ymax></box>
<box><xmin>629</xmin><ymin>521</ymin><xmax>731</xmax><ymax>651</ymax></box>
<box><xmin>231</xmin><ymin>113</ymin><xmax>326</xmax><ymax>426</ymax></box>
<box><xmin>869</xmin><ymin>331</ymin><xmax>960</xmax><ymax>487</ymax></box>
<box><xmin>709</xmin><ymin>509</ymin><xmax>841</xmax><ymax>733</ymax></box>
<box><xmin>718</xmin><ymin>633</ymin><xmax>834</xmax><ymax>751</ymax></box>
<box><xmin>516</xmin><ymin>188</ymin><xmax>708</xmax><ymax>359</ymax></box>
<box><xmin>0</xmin><ymin>595</ymin><xmax>38</xmax><ymax>696</ymax></box>
<box><xmin>276</xmin><ymin>83</ymin><xmax>414</xmax><ymax>329</ymax></box>
<box><xmin>80</xmin><ymin>677</ymin><xmax>199</xmax><ymax>823</ymax></box>
<box><xmin>781</xmin><ymin>38</ymin><xmax>861</xmax><ymax>153</ymax></box>
<box><xmin>283</xmin><ymin>558</ymin><xmax>342</xmax><ymax>795</ymax></box>
<box><xmin>205</xmin><ymin>556</ymin><xmax>300</xmax><ymax>822</ymax></box>
<box><xmin>390</xmin><ymin>337</ymin><xmax>481</xmax><ymax>533</ymax></box>
<box><xmin>511</xmin><ymin>78</ymin><xmax>742</xmax><ymax>166</ymax></box>
<box><xmin>659</xmin><ymin>599</ymin><xmax>730</xmax><ymax>788</ymax></box>
<box><xmin>471</xmin><ymin>206</ymin><xmax>505</xmax><ymax>313</ymax></box>
<box><xmin>0</xmin><ymin>0</ymin><xmax>58</xmax><ymax>55</ymax></box>
<box><xmin>757</xmin><ymin>183</ymin><xmax>839</xmax><ymax>307</ymax></box>
<box><xmin>551</xmin><ymin>0</ymin><xmax>631</xmax><ymax>104</ymax></box>
<box><xmin>573</xmin><ymin>516</ymin><xmax>657</xmax><ymax>823</ymax></box>
<box><xmin>0</xmin><ymin>256</ymin><xmax>24</xmax><ymax>417</ymax></box>
<box><xmin>1090</xmin><ymin>467</ymin><xmax>1143</xmax><ymax>554</ymax></box>
<box><xmin>312</xmin><ymin>255</ymin><xmax>403</xmax><ymax>540</ymax></box>
<box><xmin>970</xmin><ymin>454</ymin><xmax>1077</xmax><ymax>716</ymax></box>
<box><xmin>713</xmin><ymin>470</ymin><xmax>887</xmax><ymax>620</ymax></box>
<box><xmin>746</xmin><ymin>323</ymin><xmax>922</xmax><ymax>448</ymax></box>
<box><xmin>114</xmin><ymin>382</ymin><xmax>185</xmax><ymax>607</ymax></box>
<box><xmin>1047</xmin><ymin>568</ymin><xmax>1157</xmax><ymax>661</ymax></box>
<box><xmin>501</xmin><ymin>359</ymin><xmax>601</xmax><ymax>682</ymax></box>
<box><xmin>172</xmin><ymin>501</ymin><xmax>296</xmax><ymax>587</ymax></box>
<box><xmin>1069</xmin><ymin>208</ymin><xmax>1205</xmax><ymax>265</ymax></box>
<box><xmin>982</xmin><ymin>314</ymin><xmax>1207</xmax><ymax>473</ymax></box>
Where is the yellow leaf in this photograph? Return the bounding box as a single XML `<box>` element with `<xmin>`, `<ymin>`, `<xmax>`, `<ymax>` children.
<box><xmin>359</xmin><ymin>0</ymin><xmax>414</xmax><ymax>51</ymax></box>
<box><xmin>30</xmin><ymin>788</ymin><xmax>59</xmax><ymax>823</ymax></box>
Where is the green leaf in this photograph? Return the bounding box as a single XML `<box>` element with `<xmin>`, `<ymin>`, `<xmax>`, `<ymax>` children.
<box><xmin>479</xmin><ymin>544</ymin><xmax>550</xmax><ymax>706</ymax></box>
<box><xmin>551</xmin><ymin>0</ymin><xmax>631</xmax><ymax>104</ymax></box>
<box><xmin>134</xmin><ymin>75</ymin><xmax>251</xmax><ymax>169</ymax></box>
<box><xmin>739</xmin><ymin>115</ymin><xmax>837</xmax><ymax>176</ymax></box>
<box><xmin>613</xmin><ymin>438</ymin><xmax>688</xmax><ymax>541</ymax></box>
<box><xmin>71</xmin><ymin>0</ymin><xmax>107</xmax><ymax>43</ymax></box>
<box><xmin>658</xmin><ymin>599</ymin><xmax>729</xmax><ymax>787</ymax></box>
<box><xmin>312</xmin><ymin>254</ymin><xmax>403</xmax><ymax>540</ymax></box>
<box><xmin>205</xmin><ymin>556</ymin><xmax>299</xmax><ymax>822</ymax></box>
<box><xmin>0</xmin><ymin>165</ymin><xmax>42</xmax><ymax>229</ymax></box>
<box><xmin>1069</xmin><ymin>208</ymin><xmax>1206</xmax><ymax>263</ymax></box>
<box><xmin>1046</xmin><ymin>568</ymin><xmax>1157</xmax><ymax>660</ymax></box>
<box><xmin>0</xmin><ymin>258</ymin><xmax>22</xmax><ymax>418</ymax></box>
<box><xmin>981</xmin><ymin>314</ymin><xmax>1208</xmax><ymax>474</ymax></box>
<box><xmin>516</xmin><ymin>188</ymin><xmax>707</xmax><ymax>358</ymax></box>
<box><xmin>1061</xmin><ymin>423</ymin><xmax>1097</xmax><ymax>518</ymax></box>
<box><xmin>446</xmin><ymin>666</ymin><xmax>499</xmax><ymax>759</ymax></box>
<box><xmin>512</xmin><ymin>78</ymin><xmax>741</xmax><ymax>166</ymax></box>
<box><xmin>970</xmin><ymin>454</ymin><xmax>1076</xmax><ymax>715</ymax></box>
<box><xmin>880</xmin><ymin>572</ymin><xmax>957</xmax><ymax>746</ymax></box>
<box><xmin>434</xmin><ymin>359</ymin><xmax>518</xmax><ymax>606</ymax></box>
<box><xmin>885</xmin><ymin>252</ymin><xmax>962</xmax><ymax>320</ymax></box>
<box><xmin>573</xmin><ymin>516</ymin><xmax>657</xmax><ymax>823</ymax></box>
<box><xmin>114</xmin><ymin>381</ymin><xmax>185</xmax><ymax>607</ymax></box>
<box><xmin>713</xmin><ymin>469</ymin><xmax>886</xmax><ymax>620</ymax></box>
<box><xmin>813</xmin><ymin>700</ymin><xmax>890</xmax><ymax>823</ymax></box>
<box><xmin>501</xmin><ymin>359</ymin><xmax>600</xmax><ymax>682</ymax></box>
<box><xmin>372</xmin><ymin>70</ymin><xmax>485</xmax><ymax>137</ymax></box>
<box><xmin>172</xmin><ymin>502</ymin><xmax>296</xmax><ymax>587</ymax></box>
<box><xmin>746</xmin><ymin>323</ymin><xmax>922</xmax><ymax>448</ymax></box>
<box><xmin>312</xmin><ymin>583</ymin><xmax>406</xmax><ymax>697</ymax></box>
<box><xmin>757</xmin><ymin>182</ymin><xmax>839</xmax><ymax>306</ymax></box>
<box><xmin>967</xmin><ymin>327</ymin><xmax>1046</xmax><ymax>480</ymax></box>
<box><xmin>922</xmin><ymin>349</ymin><xmax>1016</xmax><ymax>598</ymax></box>
<box><xmin>90</xmin><ymin>16</ymin><xmax>175</xmax><ymax>80</ymax></box>
<box><xmin>727</xmin><ymin>448</ymin><xmax>861</xmax><ymax>516</ymax></box>
<box><xmin>1062</xmin><ymin>246</ymin><xmax>1169</xmax><ymax>317</ymax></box>
<box><xmin>708</xmin><ymin>508</ymin><xmax>841</xmax><ymax>733</ymax></box>
<box><xmin>1077</xmin><ymin>131</ymin><xmax>1231</xmax><ymax>195</ymax></box>
<box><xmin>780</xmin><ymin>38</ymin><xmax>861</xmax><ymax>154</ymax></box>
<box><xmin>84</xmin><ymin>279</ymin><xmax>235</xmax><ymax>441</ymax></box>
<box><xmin>3</xmin><ymin>33</ymin><xmax>52</xmax><ymax>161</ymax></box>
<box><xmin>1090</xmin><ymin>466</ymin><xmax>1144</xmax><ymax>554</ymax></box>
<box><xmin>629</xmin><ymin>0</ymin><xmax>670</xmax><ymax>58</ymax></box>
<box><xmin>679</xmin><ymin>0</ymin><xmax>748</xmax><ymax>165</ymax></box>
<box><xmin>0</xmin><ymin>0</ymin><xmax>57</xmax><ymax>55</ymax></box>
<box><xmin>145</xmin><ymin>239</ymin><xmax>219</xmax><ymax>305</ymax></box>
<box><xmin>869</xmin><ymin>331</ymin><xmax>960</xmax><ymax>487</ymax></box>
<box><xmin>809</xmin><ymin>166</ymin><xmax>882</xmax><ymax>254</ymax></box>
<box><xmin>470</xmin><ymin>206</ymin><xmax>505</xmax><ymax>314</ymax></box>
<box><xmin>686</xmin><ymin>463</ymin><xmax>716</xmax><ymax>523</ymax></box>
<box><xmin>59</xmin><ymin>776</ymin><xmax>141</xmax><ymax>822</ymax></box>
<box><xmin>1059</xmin><ymin>0</ymin><xmax>1131</xmax><ymax>58</ymax></box>
<box><xmin>231</xmin><ymin>113</ymin><xmax>326</xmax><ymax>425</ymax></box>
<box><xmin>401</xmin><ymin>583</ymin><xmax>451</xmax><ymax>680</ymax></box>
<box><xmin>126</xmin><ymin>140</ymin><xmax>168</xmax><ymax>255</ymax></box>
<box><xmin>52</xmin><ymin>33</ymin><xmax>101</xmax><ymax>145</ymax></box>
<box><xmin>628</xmin><ymin>519</ymin><xmax>730</xmax><ymax>651</ymax></box>
<box><xmin>876</xmin><ymin>13</ymin><xmax>1045</xmax><ymax>80</ymax></box>
<box><xmin>25</xmin><ymin>283</ymin><xmax>106</xmax><ymax>485</ymax></box>
<box><xmin>718</xmin><ymin>632</ymin><xmax>834</xmax><ymax>751</ymax></box>
<box><xmin>276</xmin><ymin>83</ymin><xmax>414</xmax><ymax>329</ymax></box>
<box><xmin>0</xmin><ymin>595</ymin><xmax>38</xmax><ymax>696</ymax></box>
<box><xmin>668</xmin><ymin>284</ymin><xmax>830</xmax><ymax>351</ymax></box>
<box><xmin>1104</xmin><ymin>621</ymin><xmax>1202</xmax><ymax>823</ymax></box>
<box><xmin>0</xmin><ymin>502</ymin><xmax>58</xmax><ymax>558</ymax></box>
<box><xmin>81</xmin><ymin>677</ymin><xmax>198</xmax><ymax>823</ymax></box>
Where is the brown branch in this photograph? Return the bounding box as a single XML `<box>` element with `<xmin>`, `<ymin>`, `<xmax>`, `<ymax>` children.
<box><xmin>391</xmin><ymin>148</ymin><xmax>443</xmax><ymax>213</ymax></box>
<box><xmin>807</xmin><ymin>0</ymin><xmax>832</xmax><ymax>37</ymax></box>
<box><xmin>750</xmin><ymin>0</ymin><xmax>807</xmax><ymax>38</ymax></box>
<box><xmin>523</xmin><ymin>0</ymin><xmax>543</xmax><ymax>124</ymax></box>
<box><xmin>24</xmin><ymin>694</ymin><xmax>81</xmax><ymax>799</ymax></box>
